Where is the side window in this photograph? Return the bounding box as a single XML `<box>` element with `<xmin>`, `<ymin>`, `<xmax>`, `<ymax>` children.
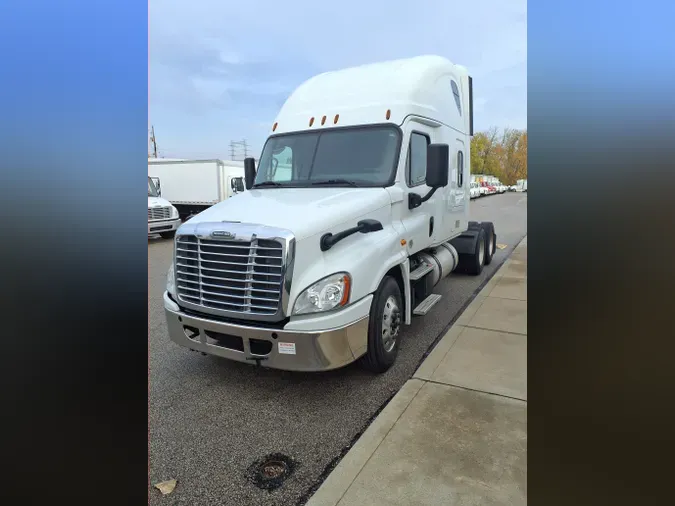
<box><xmin>451</xmin><ymin>80</ymin><xmax>462</xmax><ymax>115</ymax></box>
<box><xmin>407</xmin><ymin>132</ymin><xmax>429</xmax><ymax>187</ymax></box>
<box><xmin>457</xmin><ymin>151</ymin><xmax>464</xmax><ymax>188</ymax></box>
<box><xmin>268</xmin><ymin>146</ymin><xmax>293</xmax><ymax>182</ymax></box>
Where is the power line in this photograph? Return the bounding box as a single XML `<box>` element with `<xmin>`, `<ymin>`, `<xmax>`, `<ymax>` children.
<box><xmin>229</xmin><ymin>139</ymin><xmax>249</xmax><ymax>161</ymax></box>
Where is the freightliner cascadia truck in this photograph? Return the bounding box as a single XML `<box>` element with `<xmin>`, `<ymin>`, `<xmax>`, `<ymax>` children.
<box><xmin>163</xmin><ymin>55</ymin><xmax>497</xmax><ymax>373</ymax></box>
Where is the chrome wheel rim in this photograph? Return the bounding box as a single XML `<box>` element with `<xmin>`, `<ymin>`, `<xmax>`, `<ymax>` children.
<box><xmin>478</xmin><ymin>237</ymin><xmax>485</xmax><ymax>266</ymax></box>
<box><xmin>381</xmin><ymin>296</ymin><xmax>401</xmax><ymax>353</ymax></box>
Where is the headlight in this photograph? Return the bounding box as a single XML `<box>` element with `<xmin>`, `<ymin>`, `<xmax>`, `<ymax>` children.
<box><xmin>170</xmin><ymin>206</ymin><xmax>179</xmax><ymax>219</ymax></box>
<box><xmin>292</xmin><ymin>272</ymin><xmax>351</xmax><ymax>315</ymax></box>
<box><xmin>166</xmin><ymin>262</ymin><xmax>176</xmax><ymax>296</ymax></box>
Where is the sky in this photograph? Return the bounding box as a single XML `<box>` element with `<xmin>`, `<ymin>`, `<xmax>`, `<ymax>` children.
<box><xmin>149</xmin><ymin>0</ymin><xmax>526</xmax><ymax>160</ymax></box>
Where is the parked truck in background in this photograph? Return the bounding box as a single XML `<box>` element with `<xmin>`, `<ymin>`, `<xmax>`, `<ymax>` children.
<box><xmin>469</xmin><ymin>182</ymin><xmax>481</xmax><ymax>199</ymax></box>
<box><xmin>148</xmin><ymin>159</ymin><xmax>246</xmax><ymax>220</ymax></box>
<box><xmin>148</xmin><ymin>176</ymin><xmax>181</xmax><ymax>239</ymax></box>
<box><xmin>163</xmin><ymin>55</ymin><xmax>497</xmax><ymax>373</ymax></box>
<box><xmin>472</xmin><ymin>174</ymin><xmax>489</xmax><ymax>196</ymax></box>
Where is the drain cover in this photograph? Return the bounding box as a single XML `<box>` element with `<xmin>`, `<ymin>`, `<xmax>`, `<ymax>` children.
<box><xmin>246</xmin><ymin>453</ymin><xmax>298</xmax><ymax>491</ymax></box>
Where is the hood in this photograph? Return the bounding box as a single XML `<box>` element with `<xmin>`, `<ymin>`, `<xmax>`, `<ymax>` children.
<box><xmin>148</xmin><ymin>196</ymin><xmax>173</xmax><ymax>208</ymax></box>
<box><xmin>186</xmin><ymin>187</ymin><xmax>392</xmax><ymax>240</ymax></box>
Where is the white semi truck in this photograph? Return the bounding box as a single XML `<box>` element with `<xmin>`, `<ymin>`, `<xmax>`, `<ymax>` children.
<box><xmin>163</xmin><ymin>55</ymin><xmax>497</xmax><ymax>373</ymax></box>
<box><xmin>148</xmin><ymin>176</ymin><xmax>181</xmax><ymax>238</ymax></box>
<box><xmin>148</xmin><ymin>159</ymin><xmax>246</xmax><ymax>220</ymax></box>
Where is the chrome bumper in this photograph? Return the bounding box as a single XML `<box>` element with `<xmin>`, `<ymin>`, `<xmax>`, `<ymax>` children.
<box><xmin>163</xmin><ymin>292</ymin><xmax>371</xmax><ymax>372</ymax></box>
<box><xmin>148</xmin><ymin>218</ymin><xmax>181</xmax><ymax>235</ymax></box>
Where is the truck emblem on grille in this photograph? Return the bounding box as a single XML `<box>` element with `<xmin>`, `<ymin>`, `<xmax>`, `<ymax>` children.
<box><xmin>212</xmin><ymin>230</ymin><xmax>235</xmax><ymax>239</ymax></box>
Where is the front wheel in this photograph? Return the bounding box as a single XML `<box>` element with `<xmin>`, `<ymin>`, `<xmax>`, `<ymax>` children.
<box><xmin>358</xmin><ymin>276</ymin><xmax>403</xmax><ymax>373</ymax></box>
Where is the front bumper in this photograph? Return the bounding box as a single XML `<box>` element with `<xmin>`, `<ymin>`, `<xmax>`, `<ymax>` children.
<box><xmin>148</xmin><ymin>218</ymin><xmax>181</xmax><ymax>235</ymax></box>
<box><xmin>163</xmin><ymin>291</ymin><xmax>372</xmax><ymax>372</ymax></box>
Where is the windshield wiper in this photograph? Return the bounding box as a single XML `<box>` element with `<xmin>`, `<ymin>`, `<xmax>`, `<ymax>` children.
<box><xmin>311</xmin><ymin>179</ymin><xmax>361</xmax><ymax>187</ymax></box>
<box><xmin>252</xmin><ymin>181</ymin><xmax>284</xmax><ymax>188</ymax></box>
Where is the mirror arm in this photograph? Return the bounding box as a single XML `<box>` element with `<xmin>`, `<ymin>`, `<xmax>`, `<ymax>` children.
<box><xmin>320</xmin><ymin>219</ymin><xmax>383</xmax><ymax>252</ymax></box>
<box><xmin>420</xmin><ymin>186</ymin><xmax>438</xmax><ymax>203</ymax></box>
<box><xmin>408</xmin><ymin>186</ymin><xmax>438</xmax><ymax>210</ymax></box>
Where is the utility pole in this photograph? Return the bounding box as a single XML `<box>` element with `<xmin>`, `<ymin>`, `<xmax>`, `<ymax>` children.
<box><xmin>149</xmin><ymin>126</ymin><xmax>158</xmax><ymax>158</ymax></box>
<box><xmin>229</xmin><ymin>139</ymin><xmax>249</xmax><ymax>161</ymax></box>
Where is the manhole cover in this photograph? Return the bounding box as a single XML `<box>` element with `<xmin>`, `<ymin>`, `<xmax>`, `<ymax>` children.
<box><xmin>246</xmin><ymin>453</ymin><xmax>298</xmax><ymax>491</ymax></box>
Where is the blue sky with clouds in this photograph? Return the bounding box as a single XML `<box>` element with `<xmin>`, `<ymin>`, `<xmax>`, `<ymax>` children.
<box><xmin>149</xmin><ymin>0</ymin><xmax>526</xmax><ymax>159</ymax></box>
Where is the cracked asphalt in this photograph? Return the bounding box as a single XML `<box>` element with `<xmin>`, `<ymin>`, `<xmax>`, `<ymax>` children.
<box><xmin>149</xmin><ymin>192</ymin><xmax>527</xmax><ymax>505</ymax></box>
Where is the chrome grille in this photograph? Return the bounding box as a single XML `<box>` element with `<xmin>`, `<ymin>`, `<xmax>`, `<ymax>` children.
<box><xmin>148</xmin><ymin>206</ymin><xmax>172</xmax><ymax>221</ymax></box>
<box><xmin>174</xmin><ymin>234</ymin><xmax>284</xmax><ymax>316</ymax></box>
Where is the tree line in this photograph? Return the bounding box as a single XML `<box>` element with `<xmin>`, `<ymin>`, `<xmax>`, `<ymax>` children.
<box><xmin>470</xmin><ymin>127</ymin><xmax>527</xmax><ymax>185</ymax></box>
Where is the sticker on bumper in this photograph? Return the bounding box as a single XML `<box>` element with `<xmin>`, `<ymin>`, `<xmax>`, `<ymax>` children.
<box><xmin>278</xmin><ymin>342</ymin><xmax>296</xmax><ymax>355</ymax></box>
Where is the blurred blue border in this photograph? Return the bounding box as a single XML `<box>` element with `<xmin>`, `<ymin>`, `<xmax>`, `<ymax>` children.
<box><xmin>0</xmin><ymin>0</ymin><xmax>147</xmax><ymax>233</ymax></box>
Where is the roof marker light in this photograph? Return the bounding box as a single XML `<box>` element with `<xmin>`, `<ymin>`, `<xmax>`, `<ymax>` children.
<box><xmin>309</xmin><ymin>117</ymin><xmax>315</xmax><ymax>127</ymax></box>
<box><xmin>334</xmin><ymin>114</ymin><xmax>339</xmax><ymax>124</ymax></box>
<box><xmin>272</xmin><ymin>122</ymin><xmax>278</xmax><ymax>132</ymax></box>
<box><xmin>386</xmin><ymin>109</ymin><xmax>391</xmax><ymax>120</ymax></box>
<box><xmin>321</xmin><ymin>115</ymin><xmax>326</xmax><ymax>125</ymax></box>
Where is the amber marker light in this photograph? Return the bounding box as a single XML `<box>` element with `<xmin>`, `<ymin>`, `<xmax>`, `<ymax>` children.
<box><xmin>340</xmin><ymin>275</ymin><xmax>351</xmax><ymax>306</ymax></box>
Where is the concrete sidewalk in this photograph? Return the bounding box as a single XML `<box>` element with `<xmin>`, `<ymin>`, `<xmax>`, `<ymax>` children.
<box><xmin>307</xmin><ymin>237</ymin><xmax>527</xmax><ymax>506</ymax></box>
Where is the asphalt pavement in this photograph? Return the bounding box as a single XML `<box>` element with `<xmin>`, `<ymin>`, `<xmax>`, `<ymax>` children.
<box><xmin>148</xmin><ymin>191</ymin><xmax>527</xmax><ymax>506</ymax></box>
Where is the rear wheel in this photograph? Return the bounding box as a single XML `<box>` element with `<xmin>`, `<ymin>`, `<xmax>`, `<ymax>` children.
<box><xmin>359</xmin><ymin>276</ymin><xmax>402</xmax><ymax>373</ymax></box>
<box><xmin>464</xmin><ymin>228</ymin><xmax>486</xmax><ymax>275</ymax></box>
<box><xmin>481</xmin><ymin>222</ymin><xmax>496</xmax><ymax>265</ymax></box>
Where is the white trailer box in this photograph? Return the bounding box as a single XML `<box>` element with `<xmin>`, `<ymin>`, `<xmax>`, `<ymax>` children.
<box><xmin>148</xmin><ymin>159</ymin><xmax>246</xmax><ymax>219</ymax></box>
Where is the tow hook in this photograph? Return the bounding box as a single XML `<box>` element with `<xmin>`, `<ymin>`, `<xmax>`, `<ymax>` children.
<box><xmin>246</xmin><ymin>356</ymin><xmax>269</xmax><ymax>367</ymax></box>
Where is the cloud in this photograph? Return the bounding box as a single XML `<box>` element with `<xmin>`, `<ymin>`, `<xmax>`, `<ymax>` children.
<box><xmin>149</xmin><ymin>0</ymin><xmax>526</xmax><ymax>159</ymax></box>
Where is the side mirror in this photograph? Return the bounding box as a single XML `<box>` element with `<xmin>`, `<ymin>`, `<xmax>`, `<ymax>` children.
<box><xmin>244</xmin><ymin>158</ymin><xmax>256</xmax><ymax>190</ymax></box>
<box><xmin>426</xmin><ymin>144</ymin><xmax>449</xmax><ymax>188</ymax></box>
<box><xmin>234</xmin><ymin>177</ymin><xmax>245</xmax><ymax>193</ymax></box>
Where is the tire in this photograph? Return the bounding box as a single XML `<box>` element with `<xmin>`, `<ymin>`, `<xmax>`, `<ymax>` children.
<box><xmin>358</xmin><ymin>276</ymin><xmax>403</xmax><ymax>373</ymax></box>
<box><xmin>481</xmin><ymin>222</ymin><xmax>497</xmax><ymax>265</ymax></box>
<box><xmin>465</xmin><ymin>228</ymin><xmax>486</xmax><ymax>275</ymax></box>
<box><xmin>160</xmin><ymin>230</ymin><xmax>176</xmax><ymax>239</ymax></box>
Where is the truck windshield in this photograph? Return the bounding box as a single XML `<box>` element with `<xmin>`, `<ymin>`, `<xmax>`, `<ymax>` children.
<box><xmin>148</xmin><ymin>177</ymin><xmax>159</xmax><ymax>197</ymax></box>
<box><xmin>254</xmin><ymin>126</ymin><xmax>401</xmax><ymax>188</ymax></box>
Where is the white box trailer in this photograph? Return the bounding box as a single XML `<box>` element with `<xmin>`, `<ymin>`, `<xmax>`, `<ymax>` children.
<box><xmin>148</xmin><ymin>159</ymin><xmax>246</xmax><ymax>219</ymax></box>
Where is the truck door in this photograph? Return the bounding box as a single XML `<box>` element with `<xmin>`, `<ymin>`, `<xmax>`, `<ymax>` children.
<box><xmin>400</xmin><ymin>122</ymin><xmax>440</xmax><ymax>254</ymax></box>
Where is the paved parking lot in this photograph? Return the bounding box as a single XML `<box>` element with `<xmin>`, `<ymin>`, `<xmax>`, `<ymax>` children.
<box><xmin>149</xmin><ymin>192</ymin><xmax>527</xmax><ymax>506</ymax></box>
